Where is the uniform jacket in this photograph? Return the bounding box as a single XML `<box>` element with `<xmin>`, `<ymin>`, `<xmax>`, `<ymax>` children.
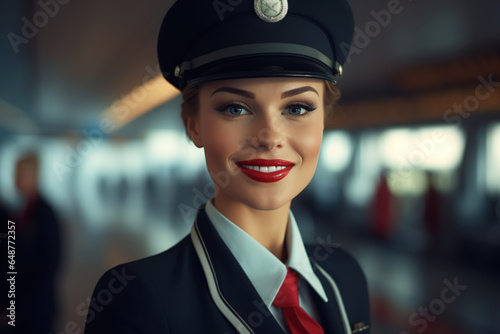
<box><xmin>84</xmin><ymin>206</ymin><xmax>370</xmax><ymax>334</ymax></box>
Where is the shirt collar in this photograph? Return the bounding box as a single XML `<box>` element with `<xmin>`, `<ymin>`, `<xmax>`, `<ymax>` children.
<box><xmin>205</xmin><ymin>199</ymin><xmax>328</xmax><ymax>308</ymax></box>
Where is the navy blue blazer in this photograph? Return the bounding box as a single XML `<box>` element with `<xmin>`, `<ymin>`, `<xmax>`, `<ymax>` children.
<box><xmin>84</xmin><ymin>206</ymin><xmax>370</xmax><ymax>333</ymax></box>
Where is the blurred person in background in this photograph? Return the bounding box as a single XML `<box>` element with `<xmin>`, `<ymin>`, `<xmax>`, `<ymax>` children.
<box><xmin>0</xmin><ymin>152</ymin><xmax>62</xmax><ymax>334</ymax></box>
<box><xmin>423</xmin><ymin>172</ymin><xmax>442</xmax><ymax>255</ymax></box>
<box><xmin>371</xmin><ymin>173</ymin><xmax>396</xmax><ymax>240</ymax></box>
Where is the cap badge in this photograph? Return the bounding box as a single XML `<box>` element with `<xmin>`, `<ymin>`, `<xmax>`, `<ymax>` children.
<box><xmin>254</xmin><ymin>0</ymin><xmax>288</xmax><ymax>23</ymax></box>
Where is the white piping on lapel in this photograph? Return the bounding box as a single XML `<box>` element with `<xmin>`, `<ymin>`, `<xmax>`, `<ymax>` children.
<box><xmin>316</xmin><ymin>264</ymin><xmax>352</xmax><ymax>334</ymax></box>
<box><xmin>190</xmin><ymin>220</ymin><xmax>254</xmax><ymax>334</ymax></box>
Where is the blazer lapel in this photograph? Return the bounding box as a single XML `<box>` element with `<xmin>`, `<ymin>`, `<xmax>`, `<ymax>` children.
<box><xmin>192</xmin><ymin>206</ymin><xmax>285</xmax><ymax>334</ymax></box>
<box><xmin>308</xmin><ymin>262</ymin><xmax>349</xmax><ymax>334</ymax></box>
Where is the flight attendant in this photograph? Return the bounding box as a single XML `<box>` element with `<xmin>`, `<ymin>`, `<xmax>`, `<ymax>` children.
<box><xmin>85</xmin><ymin>0</ymin><xmax>370</xmax><ymax>333</ymax></box>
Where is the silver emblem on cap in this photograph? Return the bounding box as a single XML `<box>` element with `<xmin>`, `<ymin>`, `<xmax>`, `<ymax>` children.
<box><xmin>334</xmin><ymin>62</ymin><xmax>343</xmax><ymax>77</ymax></box>
<box><xmin>254</xmin><ymin>0</ymin><xmax>288</xmax><ymax>23</ymax></box>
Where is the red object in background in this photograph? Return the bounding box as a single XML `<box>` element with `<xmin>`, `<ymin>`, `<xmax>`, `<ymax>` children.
<box><xmin>371</xmin><ymin>174</ymin><xmax>395</xmax><ymax>239</ymax></box>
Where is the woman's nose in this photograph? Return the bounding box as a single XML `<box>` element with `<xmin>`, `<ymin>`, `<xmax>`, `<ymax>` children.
<box><xmin>248</xmin><ymin>113</ymin><xmax>285</xmax><ymax>151</ymax></box>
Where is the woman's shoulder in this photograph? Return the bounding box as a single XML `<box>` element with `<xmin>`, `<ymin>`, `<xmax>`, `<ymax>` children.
<box><xmin>85</xmin><ymin>235</ymin><xmax>200</xmax><ymax>333</ymax></box>
<box><xmin>100</xmin><ymin>233</ymin><xmax>198</xmax><ymax>285</ymax></box>
<box><xmin>88</xmin><ymin>233</ymin><xmax>201</xmax><ymax>311</ymax></box>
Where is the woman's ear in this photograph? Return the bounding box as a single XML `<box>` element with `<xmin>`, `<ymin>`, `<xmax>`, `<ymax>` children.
<box><xmin>186</xmin><ymin>116</ymin><xmax>203</xmax><ymax>148</ymax></box>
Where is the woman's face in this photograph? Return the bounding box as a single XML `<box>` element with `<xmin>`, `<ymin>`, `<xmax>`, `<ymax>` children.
<box><xmin>188</xmin><ymin>77</ymin><xmax>324</xmax><ymax>211</ymax></box>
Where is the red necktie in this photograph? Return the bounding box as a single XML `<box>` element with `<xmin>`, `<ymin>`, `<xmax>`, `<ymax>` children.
<box><xmin>273</xmin><ymin>268</ymin><xmax>324</xmax><ymax>334</ymax></box>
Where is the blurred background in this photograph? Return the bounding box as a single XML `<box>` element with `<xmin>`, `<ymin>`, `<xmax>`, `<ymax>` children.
<box><xmin>1</xmin><ymin>0</ymin><xmax>499</xmax><ymax>333</ymax></box>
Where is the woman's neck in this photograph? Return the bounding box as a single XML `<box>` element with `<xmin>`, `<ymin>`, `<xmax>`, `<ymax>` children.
<box><xmin>212</xmin><ymin>195</ymin><xmax>291</xmax><ymax>263</ymax></box>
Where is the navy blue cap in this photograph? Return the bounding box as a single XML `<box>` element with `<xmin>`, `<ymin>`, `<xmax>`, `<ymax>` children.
<box><xmin>158</xmin><ymin>0</ymin><xmax>354</xmax><ymax>90</ymax></box>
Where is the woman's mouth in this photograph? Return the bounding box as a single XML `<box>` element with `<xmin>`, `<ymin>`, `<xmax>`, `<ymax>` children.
<box><xmin>236</xmin><ymin>159</ymin><xmax>294</xmax><ymax>183</ymax></box>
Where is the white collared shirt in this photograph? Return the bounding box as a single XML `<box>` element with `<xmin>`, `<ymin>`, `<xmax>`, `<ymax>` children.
<box><xmin>205</xmin><ymin>200</ymin><xmax>328</xmax><ymax>332</ymax></box>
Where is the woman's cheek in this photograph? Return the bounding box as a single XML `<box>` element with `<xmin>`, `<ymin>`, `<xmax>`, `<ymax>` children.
<box><xmin>295</xmin><ymin>123</ymin><xmax>324</xmax><ymax>160</ymax></box>
<box><xmin>202</xmin><ymin>121</ymin><xmax>241</xmax><ymax>168</ymax></box>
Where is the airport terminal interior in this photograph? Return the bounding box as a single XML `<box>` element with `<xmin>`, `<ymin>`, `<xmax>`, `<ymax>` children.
<box><xmin>1</xmin><ymin>0</ymin><xmax>500</xmax><ymax>333</ymax></box>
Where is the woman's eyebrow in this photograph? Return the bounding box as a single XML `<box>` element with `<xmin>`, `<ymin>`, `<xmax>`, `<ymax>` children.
<box><xmin>210</xmin><ymin>86</ymin><xmax>319</xmax><ymax>99</ymax></box>
<box><xmin>281</xmin><ymin>86</ymin><xmax>319</xmax><ymax>98</ymax></box>
<box><xmin>210</xmin><ymin>87</ymin><xmax>256</xmax><ymax>98</ymax></box>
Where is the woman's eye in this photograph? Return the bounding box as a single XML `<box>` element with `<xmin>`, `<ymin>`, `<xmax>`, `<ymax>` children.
<box><xmin>216</xmin><ymin>104</ymin><xmax>249</xmax><ymax>116</ymax></box>
<box><xmin>283</xmin><ymin>104</ymin><xmax>316</xmax><ymax>116</ymax></box>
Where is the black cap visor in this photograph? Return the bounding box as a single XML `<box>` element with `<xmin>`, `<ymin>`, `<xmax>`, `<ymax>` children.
<box><xmin>181</xmin><ymin>54</ymin><xmax>338</xmax><ymax>88</ymax></box>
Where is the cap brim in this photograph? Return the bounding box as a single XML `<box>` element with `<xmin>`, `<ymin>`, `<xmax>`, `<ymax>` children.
<box><xmin>183</xmin><ymin>55</ymin><xmax>337</xmax><ymax>88</ymax></box>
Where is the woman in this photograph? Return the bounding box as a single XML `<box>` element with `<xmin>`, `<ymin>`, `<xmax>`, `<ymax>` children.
<box><xmin>85</xmin><ymin>0</ymin><xmax>370</xmax><ymax>333</ymax></box>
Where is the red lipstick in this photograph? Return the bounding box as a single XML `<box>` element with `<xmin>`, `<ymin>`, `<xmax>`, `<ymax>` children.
<box><xmin>236</xmin><ymin>159</ymin><xmax>295</xmax><ymax>183</ymax></box>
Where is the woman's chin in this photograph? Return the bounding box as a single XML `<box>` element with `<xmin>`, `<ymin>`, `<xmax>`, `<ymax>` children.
<box><xmin>229</xmin><ymin>191</ymin><xmax>294</xmax><ymax>212</ymax></box>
